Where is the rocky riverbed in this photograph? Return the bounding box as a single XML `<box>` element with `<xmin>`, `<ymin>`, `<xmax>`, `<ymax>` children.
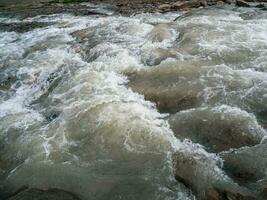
<box><xmin>0</xmin><ymin>1</ymin><xmax>267</xmax><ymax>200</ymax></box>
<box><xmin>0</xmin><ymin>0</ymin><xmax>266</xmax><ymax>16</ymax></box>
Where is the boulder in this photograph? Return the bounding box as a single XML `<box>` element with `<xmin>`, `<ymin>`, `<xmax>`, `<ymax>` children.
<box><xmin>0</xmin><ymin>22</ymin><xmax>53</xmax><ymax>33</ymax></box>
<box><xmin>236</xmin><ymin>0</ymin><xmax>251</xmax><ymax>7</ymax></box>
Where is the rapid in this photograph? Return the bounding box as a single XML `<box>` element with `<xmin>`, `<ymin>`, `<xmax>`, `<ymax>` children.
<box><xmin>0</xmin><ymin>3</ymin><xmax>267</xmax><ymax>200</ymax></box>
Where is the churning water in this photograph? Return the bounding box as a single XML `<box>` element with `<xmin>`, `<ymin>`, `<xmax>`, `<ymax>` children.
<box><xmin>0</xmin><ymin>3</ymin><xmax>267</xmax><ymax>200</ymax></box>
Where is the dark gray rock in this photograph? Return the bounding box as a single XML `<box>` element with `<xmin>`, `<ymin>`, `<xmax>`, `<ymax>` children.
<box><xmin>0</xmin><ymin>22</ymin><xmax>53</xmax><ymax>33</ymax></box>
<box><xmin>236</xmin><ymin>0</ymin><xmax>251</xmax><ymax>7</ymax></box>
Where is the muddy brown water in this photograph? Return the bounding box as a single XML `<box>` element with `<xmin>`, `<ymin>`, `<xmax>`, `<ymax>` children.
<box><xmin>0</xmin><ymin>3</ymin><xmax>267</xmax><ymax>200</ymax></box>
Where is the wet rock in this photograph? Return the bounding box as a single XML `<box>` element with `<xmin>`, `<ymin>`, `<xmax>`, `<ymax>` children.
<box><xmin>7</xmin><ymin>188</ymin><xmax>81</xmax><ymax>200</ymax></box>
<box><xmin>221</xmin><ymin>141</ymin><xmax>267</xmax><ymax>184</ymax></box>
<box><xmin>216</xmin><ymin>1</ymin><xmax>225</xmax><ymax>6</ymax></box>
<box><xmin>236</xmin><ymin>0</ymin><xmax>251</xmax><ymax>7</ymax></box>
<box><xmin>110</xmin><ymin>0</ymin><xmax>232</xmax><ymax>14</ymax></box>
<box><xmin>0</xmin><ymin>0</ymin><xmax>248</xmax><ymax>17</ymax></box>
<box><xmin>0</xmin><ymin>75</ymin><xmax>18</xmax><ymax>91</ymax></box>
<box><xmin>169</xmin><ymin>106</ymin><xmax>266</xmax><ymax>152</ymax></box>
<box><xmin>239</xmin><ymin>11</ymin><xmax>259</xmax><ymax>20</ymax></box>
<box><xmin>44</xmin><ymin>110</ymin><xmax>61</xmax><ymax>122</ymax></box>
<box><xmin>173</xmin><ymin>146</ymin><xmax>256</xmax><ymax>200</ymax></box>
<box><xmin>255</xmin><ymin>3</ymin><xmax>267</xmax><ymax>10</ymax></box>
<box><xmin>0</xmin><ymin>85</ymin><xmax>10</xmax><ymax>91</ymax></box>
<box><xmin>70</xmin><ymin>28</ymin><xmax>100</xmax><ymax>61</ymax></box>
<box><xmin>0</xmin><ymin>2</ymin><xmax>111</xmax><ymax>18</ymax></box>
<box><xmin>0</xmin><ymin>22</ymin><xmax>53</xmax><ymax>33</ymax></box>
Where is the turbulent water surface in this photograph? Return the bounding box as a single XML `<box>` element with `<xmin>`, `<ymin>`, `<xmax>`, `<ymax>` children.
<box><xmin>0</xmin><ymin>3</ymin><xmax>267</xmax><ymax>200</ymax></box>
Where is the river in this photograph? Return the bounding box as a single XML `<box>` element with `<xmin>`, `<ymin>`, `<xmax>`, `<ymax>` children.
<box><xmin>0</xmin><ymin>3</ymin><xmax>267</xmax><ymax>200</ymax></box>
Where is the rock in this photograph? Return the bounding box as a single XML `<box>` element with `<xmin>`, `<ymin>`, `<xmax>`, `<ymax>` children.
<box><xmin>169</xmin><ymin>106</ymin><xmax>266</xmax><ymax>153</ymax></box>
<box><xmin>236</xmin><ymin>0</ymin><xmax>251</xmax><ymax>7</ymax></box>
<box><xmin>157</xmin><ymin>3</ymin><xmax>172</xmax><ymax>11</ymax></box>
<box><xmin>0</xmin><ymin>0</ymin><xmax>250</xmax><ymax>16</ymax></box>
<box><xmin>7</xmin><ymin>188</ymin><xmax>81</xmax><ymax>200</ymax></box>
<box><xmin>0</xmin><ymin>2</ymin><xmax>111</xmax><ymax>18</ymax></box>
<box><xmin>171</xmin><ymin>0</ymin><xmax>202</xmax><ymax>11</ymax></box>
<box><xmin>255</xmin><ymin>3</ymin><xmax>267</xmax><ymax>9</ymax></box>
<box><xmin>70</xmin><ymin>28</ymin><xmax>100</xmax><ymax>61</ymax></box>
<box><xmin>220</xmin><ymin>141</ymin><xmax>267</xmax><ymax>184</ymax></box>
<box><xmin>0</xmin><ymin>85</ymin><xmax>9</xmax><ymax>91</ymax></box>
<box><xmin>225</xmin><ymin>0</ymin><xmax>234</xmax><ymax>4</ymax></box>
<box><xmin>216</xmin><ymin>1</ymin><xmax>225</xmax><ymax>6</ymax></box>
<box><xmin>0</xmin><ymin>22</ymin><xmax>53</xmax><ymax>33</ymax></box>
<box><xmin>173</xmin><ymin>146</ymin><xmax>256</xmax><ymax>200</ymax></box>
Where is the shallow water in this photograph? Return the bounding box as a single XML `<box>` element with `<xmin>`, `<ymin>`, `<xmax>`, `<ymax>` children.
<box><xmin>0</xmin><ymin>4</ymin><xmax>267</xmax><ymax>200</ymax></box>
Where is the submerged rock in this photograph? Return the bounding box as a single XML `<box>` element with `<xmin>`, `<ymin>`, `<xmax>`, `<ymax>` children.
<box><xmin>0</xmin><ymin>22</ymin><xmax>53</xmax><ymax>33</ymax></box>
<box><xmin>169</xmin><ymin>105</ymin><xmax>266</xmax><ymax>152</ymax></box>
<box><xmin>236</xmin><ymin>0</ymin><xmax>251</xmax><ymax>7</ymax></box>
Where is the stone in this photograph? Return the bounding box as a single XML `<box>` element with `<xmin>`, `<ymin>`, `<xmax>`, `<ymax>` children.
<box><xmin>216</xmin><ymin>1</ymin><xmax>225</xmax><ymax>6</ymax></box>
<box><xmin>0</xmin><ymin>22</ymin><xmax>53</xmax><ymax>33</ymax></box>
<box><xmin>0</xmin><ymin>85</ymin><xmax>9</xmax><ymax>91</ymax></box>
<box><xmin>236</xmin><ymin>0</ymin><xmax>251</xmax><ymax>7</ymax></box>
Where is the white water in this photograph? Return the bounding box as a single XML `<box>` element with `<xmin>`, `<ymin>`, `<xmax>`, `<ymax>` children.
<box><xmin>0</xmin><ymin>4</ymin><xmax>267</xmax><ymax>200</ymax></box>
